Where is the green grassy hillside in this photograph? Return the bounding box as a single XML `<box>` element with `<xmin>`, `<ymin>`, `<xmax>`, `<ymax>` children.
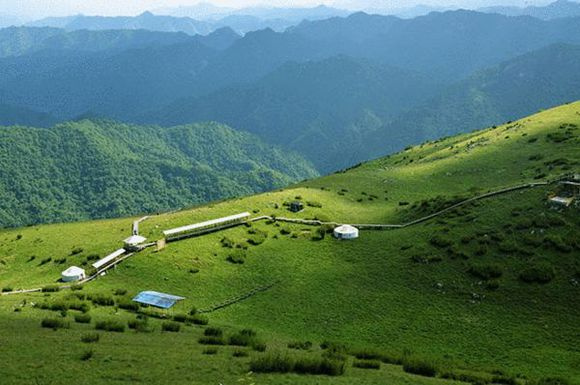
<box><xmin>0</xmin><ymin>102</ymin><xmax>578</xmax><ymax>385</ymax></box>
<box><xmin>0</xmin><ymin>119</ymin><xmax>317</xmax><ymax>227</ymax></box>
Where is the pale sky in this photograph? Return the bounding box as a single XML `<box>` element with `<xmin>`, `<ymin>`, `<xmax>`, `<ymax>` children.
<box><xmin>0</xmin><ymin>0</ymin><xmax>556</xmax><ymax>18</ymax></box>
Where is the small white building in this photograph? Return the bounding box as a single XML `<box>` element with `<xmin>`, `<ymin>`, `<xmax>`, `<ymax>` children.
<box><xmin>61</xmin><ymin>266</ymin><xmax>86</xmax><ymax>282</ymax></box>
<box><xmin>123</xmin><ymin>235</ymin><xmax>147</xmax><ymax>251</ymax></box>
<box><xmin>333</xmin><ymin>225</ymin><xmax>359</xmax><ymax>240</ymax></box>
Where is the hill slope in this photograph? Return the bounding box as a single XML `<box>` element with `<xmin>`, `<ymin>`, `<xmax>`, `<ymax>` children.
<box><xmin>0</xmin><ymin>103</ymin><xmax>578</xmax><ymax>385</ymax></box>
<box><xmin>0</xmin><ymin>120</ymin><xmax>317</xmax><ymax>227</ymax></box>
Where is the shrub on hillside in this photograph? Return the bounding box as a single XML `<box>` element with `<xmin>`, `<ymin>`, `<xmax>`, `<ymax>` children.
<box><xmin>95</xmin><ymin>320</ymin><xmax>125</xmax><ymax>332</ymax></box>
<box><xmin>70</xmin><ymin>247</ymin><xmax>84</xmax><ymax>256</ymax></box>
<box><xmin>90</xmin><ymin>294</ymin><xmax>115</xmax><ymax>306</ymax></box>
<box><xmin>187</xmin><ymin>314</ymin><xmax>209</xmax><ymax>325</ymax></box>
<box><xmin>520</xmin><ymin>263</ymin><xmax>555</xmax><ymax>284</ymax></box>
<box><xmin>198</xmin><ymin>336</ymin><xmax>225</xmax><ymax>345</ymax></box>
<box><xmin>288</xmin><ymin>341</ymin><xmax>312</xmax><ymax>350</ymax></box>
<box><xmin>228</xmin><ymin>329</ymin><xmax>257</xmax><ymax>347</ymax></box>
<box><xmin>204</xmin><ymin>327</ymin><xmax>223</xmax><ymax>337</ymax></box>
<box><xmin>221</xmin><ymin>237</ymin><xmax>235</xmax><ymax>248</ymax></box>
<box><xmin>80</xmin><ymin>350</ymin><xmax>94</xmax><ymax>361</ymax></box>
<box><xmin>202</xmin><ymin>347</ymin><xmax>218</xmax><ymax>355</ymax></box>
<box><xmin>113</xmin><ymin>288</ymin><xmax>127</xmax><ymax>296</ymax></box>
<box><xmin>41</xmin><ymin>318</ymin><xmax>69</xmax><ymax>330</ymax></box>
<box><xmin>353</xmin><ymin>360</ymin><xmax>381</xmax><ymax>369</ymax></box>
<box><xmin>41</xmin><ymin>285</ymin><xmax>60</xmax><ymax>293</ymax></box>
<box><xmin>172</xmin><ymin>313</ymin><xmax>188</xmax><ymax>323</ymax></box>
<box><xmin>534</xmin><ymin>377</ymin><xmax>570</xmax><ymax>385</ymax></box>
<box><xmin>81</xmin><ymin>333</ymin><xmax>100</xmax><ymax>343</ymax></box>
<box><xmin>351</xmin><ymin>348</ymin><xmax>383</xmax><ymax>361</ymax></box>
<box><xmin>247</xmin><ymin>229</ymin><xmax>267</xmax><ymax>246</ymax></box>
<box><xmin>429</xmin><ymin>235</ymin><xmax>452</xmax><ymax>248</ymax></box>
<box><xmin>250</xmin><ymin>353</ymin><xmax>294</xmax><ymax>373</ymax></box>
<box><xmin>128</xmin><ymin>318</ymin><xmax>152</xmax><ymax>332</ymax></box>
<box><xmin>253</xmin><ymin>342</ymin><xmax>267</xmax><ymax>352</ymax></box>
<box><xmin>161</xmin><ymin>322</ymin><xmax>181</xmax><ymax>332</ymax></box>
<box><xmin>117</xmin><ymin>300</ymin><xmax>139</xmax><ymax>312</ymax></box>
<box><xmin>402</xmin><ymin>358</ymin><xmax>438</xmax><ymax>377</ymax></box>
<box><xmin>232</xmin><ymin>349</ymin><xmax>249</xmax><ymax>357</ymax></box>
<box><xmin>544</xmin><ymin>235</ymin><xmax>573</xmax><ymax>253</ymax></box>
<box><xmin>226</xmin><ymin>250</ymin><xmax>246</xmax><ymax>264</ymax></box>
<box><xmin>468</xmin><ymin>262</ymin><xmax>503</xmax><ymax>280</ymax></box>
<box><xmin>294</xmin><ymin>356</ymin><xmax>345</xmax><ymax>375</ymax></box>
<box><xmin>74</xmin><ymin>314</ymin><xmax>92</xmax><ymax>324</ymax></box>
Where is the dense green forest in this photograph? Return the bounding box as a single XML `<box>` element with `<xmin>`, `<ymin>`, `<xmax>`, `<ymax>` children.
<box><xmin>0</xmin><ymin>120</ymin><xmax>317</xmax><ymax>227</ymax></box>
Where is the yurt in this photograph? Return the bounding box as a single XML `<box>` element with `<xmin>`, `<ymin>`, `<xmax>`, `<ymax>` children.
<box><xmin>123</xmin><ymin>235</ymin><xmax>147</xmax><ymax>251</ymax></box>
<box><xmin>61</xmin><ymin>266</ymin><xmax>86</xmax><ymax>282</ymax></box>
<box><xmin>333</xmin><ymin>225</ymin><xmax>359</xmax><ymax>240</ymax></box>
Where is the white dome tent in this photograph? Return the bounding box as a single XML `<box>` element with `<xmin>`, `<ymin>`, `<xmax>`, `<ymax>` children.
<box><xmin>61</xmin><ymin>266</ymin><xmax>86</xmax><ymax>282</ymax></box>
<box><xmin>333</xmin><ymin>225</ymin><xmax>359</xmax><ymax>240</ymax></box>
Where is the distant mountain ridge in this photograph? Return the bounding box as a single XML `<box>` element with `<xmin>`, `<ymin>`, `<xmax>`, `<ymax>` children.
<box><xmin>480</xmin><ymin>0</ymin><xmax>580</xmax><ymax>20</ymax></box>
<box><xmin>25</xmin><ymin>6</ymin><xmax>351</xmax><ymax>35</ymax></box>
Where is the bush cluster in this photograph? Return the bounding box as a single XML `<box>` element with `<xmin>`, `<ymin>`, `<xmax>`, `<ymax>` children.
<box><xmin>81</xmin><ymin>333</ymin><xmax>100</xmax><ymax>343</ymax></box>
<box><xmin>520</xmin><ymin>263</ymin><xmax>555</xmax><ymax>284</ymax></box>
<box><xmin>95</xmin><ymin>320</ymin><xmax>125</xmax><ymax>332</ymax></box>
<box><xmin>41</xmin><ymin>318</ymin><xmax>69</xmax><ymax>330</ymax></box>
<box><xmin>250</xmin><ymin>353</ymin><xmax>345</xmax><ymax>376</ymax></box>
<box><xmin>74</xmin><ymin>314</ymin><xmax>92</xmax><ymax>324</ymax></box>
<box><xmin>353</xmin><ymin>360</ymin><xmax>381</xmax><ymax>369</ymax></box>
<box><xmin>288</xmin><ymin>341</ymin><xmax>312</xmax><ymax>350</ymax></box>
<box><xmin>468</xmin><ymin>262</ymin><xmax>503</xmax><ymax>280</ymax></box>
<box><xmin>161</xmin><ymin>322</ymin><xmax>181</xmax><ymax>332</ymax></box>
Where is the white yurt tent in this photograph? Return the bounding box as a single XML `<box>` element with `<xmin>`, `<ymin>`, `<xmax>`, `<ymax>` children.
<box><xmin>333</xmin><ymin>225</ymin><xmax>359</xmax><ymax>240</ymax></box>
<box><xmin>61</xmin><ymin>266</ymin><xmax>86</xmax><ymax>282</ymax></box>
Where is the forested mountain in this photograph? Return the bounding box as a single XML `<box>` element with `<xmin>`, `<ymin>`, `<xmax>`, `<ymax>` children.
<box><xmin>480</xmin><ymin>0</ymin><xmax>580</xmax><ymax>20</ymax></box>
<box><xmin>1</xmin><ymin>11</ymin><xmax>579</xmax><ymax>177</ymax></box>
<box><xmin>376</xmin><ymin>43</ymin><xmax>580</xmax><ymax>149</ymax></box>
<box><xmin>0</xmin><ymin>120</ymin><xmax>317</xmax><ymax>227</ymax></box>
<box><xmin>145</xmin><ymin>44</ymin><xmax>580</xmax><ymax>172</ymax></box>
<box><xmin>144</xmin><ymin>56</ymin><xmax>441</xmax><ymax>172</ymax></box>
<box><xmin>2</xmin><ymin>11</ymin><xmax>579</xmax><ymax>120</ymax></box>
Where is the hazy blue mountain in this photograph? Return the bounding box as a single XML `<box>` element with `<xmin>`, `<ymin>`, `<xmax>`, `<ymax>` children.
<box><xmin>0</xmin><ymin>26</ymin><xmax>194</xmax><ymax>58</ymax></box>
<box><xmin>193</xmin><ymin>27</ymin><xmax>241</xmax><ymax>50</ymax></box>
<box><xmin>2</xmin><ymin>11</ymin><xmax>580</xmax><ymax>143</ymax></box>
<box><xmin>154</xmin><ymin>2</ymin><xmax>234</xmax><ymax>19</ymax></box>
<box><xmin>375</xmin><ymin>43</ymin><xmax>580</xmax><ymax>150</ymax></box>
<box><xmin>27</xmin><ymin>12</ymin><xmax>214</xmax><ymax>35</ymax></box>
<box><xmin>0</xmin><ymin>13</ymin><xmax>24</xmax><ymax>28</ymax></box>
<box><xmin>0</xmin><ymin>39</ymin><xmax>217</xmax><ymax>119</ymax></box>
<box><xmin>0</xmin><ymin>119</ymin><xmax>317</xmax><ymax>227</ymax></box>
<box><xmin>143</xmin><ymin>55</ymin><xmax>441</xmax><ymax>172</ymax></box>
<box><xmin>0</xmin><ymin>104</ymin><xmax>57</xmax><ymax>127</ymax></box>
<box><xmin>157</xmin><ymin>4</ymin><xmax>350</xmax><ymax>21</ymax></box>
<box><xmin>480</xmin><ymin>0</ymin><xmax>580</xmax><ymax>20</ymax></box>
<box><xmin>288</xmin><ymin>10</ymin><xmax>580</xmax><ymax>79</ymax></box>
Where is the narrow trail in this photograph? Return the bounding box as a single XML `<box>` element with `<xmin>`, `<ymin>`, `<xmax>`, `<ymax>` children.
<box><xmin>0</xmin><ymin>178</ymin><xmax>560</xmax><ymax>297</ymax></box>
<box><xmin>254</xmin><ymin>181</ymin><xmax>551</xmax><ymax>229</ymax></box>
<box><xmin>197</xmin><ymin>281</ymin><xmax>279</xmax><ymax>314</ymax></box>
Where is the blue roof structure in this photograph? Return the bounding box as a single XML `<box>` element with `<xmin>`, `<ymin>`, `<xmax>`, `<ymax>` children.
<box><xmin>132</xmin><ymin>291</ymin><xmax>185</xmax><ymax>309</ymax></box>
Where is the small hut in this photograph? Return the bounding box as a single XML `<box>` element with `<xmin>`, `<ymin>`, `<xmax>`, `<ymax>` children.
<box><xmin>61</xmin><ymin>266</ymin><xmax>86</xmax><ymax>282</ymax></box>
<box><xmin>333</xmin><ymin>225</ymin><xmax>359</xmax><ymax>240</ymax></box>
